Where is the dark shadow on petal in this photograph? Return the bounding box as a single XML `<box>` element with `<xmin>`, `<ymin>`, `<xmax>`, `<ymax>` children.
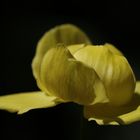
<box><xmin>85</xmin><ymin>92</ymin><xmax>140</xmax><ymax>124</ymax></box>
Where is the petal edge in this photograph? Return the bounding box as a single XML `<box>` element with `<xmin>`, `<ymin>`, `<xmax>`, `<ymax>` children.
<box><xmin>0</xmin><ymin>91</ymin><xmax>61</xmax><ymax>114</ymax></box>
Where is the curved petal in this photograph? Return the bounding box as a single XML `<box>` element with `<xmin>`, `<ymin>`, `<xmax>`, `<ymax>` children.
<box><xmin>40</xmin><ymin>46</ymin><xmax>108</xmax><ymax>105</ymax></box>
<box><xmin>32</xmin><ymin>24</ymin><xmax>91</xmax><ymax>91</ymax></box>
<box><xmin>0</xmin><ymin>91</ymin><xmax>61</xmax><ymax>114</ymax></box>
<box><xmin>74</xmin><ymin>45</ymin><xmax>135</xmax><ymax>106</ymax></box>
<box><xmin>84</xmin><ymin>81</ymin><xmax>140</xmax><ymax>125</ymax></box>
<box><xmin>104</xmin><ymin>43</ymin><xmax>123</xmax><ymax>56</ymax></box>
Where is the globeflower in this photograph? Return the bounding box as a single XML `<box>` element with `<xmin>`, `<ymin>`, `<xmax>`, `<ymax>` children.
<box><xmin>0</xmin><ymin>24</ymin><xmax>140</xmax><ymax>125</ymax></box>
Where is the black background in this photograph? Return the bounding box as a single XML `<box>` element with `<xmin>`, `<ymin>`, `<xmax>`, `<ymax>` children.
<box><xmin>1</xmin><ymin>0</ymin><xmax>140</xmax><ymax>140</ymax></box>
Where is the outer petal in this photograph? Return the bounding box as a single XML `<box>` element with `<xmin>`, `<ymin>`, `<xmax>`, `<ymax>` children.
<box><xmin>74</xmin><ymin>45</ymin><xmax>135</xmax><ymax>106</ymax></box>
<box><xmin>68</xmin><ymin>43</ymin><xmax>123</xmax><ymax>56</ymax></box>
<box><xmin>84</xmin><ymin>81</ymin><xmax>140</xmax><ymax>125</ymax></box>
<box><xmin>40</xmin><ymin>46</ymin><xmax>108</xmax><ymax>105</ymax></box>
<box><xmin>0</xmin><ymin>91</ymin><xmax>61</xmax><ymax>114</ymax></box>
<box><xmin>104</xmin><ymin>43</ymin><xmax>123</xmax><ymax>56</ymax></box>
<box><xmin>32</xmin><ymin>24</ymin><xmax>91</xmax><ymax>91</ymax></box>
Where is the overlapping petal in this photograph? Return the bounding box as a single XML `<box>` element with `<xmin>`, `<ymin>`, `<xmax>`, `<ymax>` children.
<box><xmin>40</xmin><ymin>46</ymin><xmax>108</xmax><ymax>105</ymax></box>
<box><xmin>0</xmin><ymin>91</ymin><xmax>61</xmax><ymax>114</ymax></box>
<box><xmin>32</xmin><ymin>24</ymin><xmax>91</xmax><ymax>92</ymax></box>
<box><xmin>74</xmin><ymin>45</ymin><xmax>135</xmax><ymax>106</ymax></box>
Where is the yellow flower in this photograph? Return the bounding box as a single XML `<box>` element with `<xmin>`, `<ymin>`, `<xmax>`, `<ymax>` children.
<box><xmin>0</xmin><ymin>24</ymin><xmax>140</xmax><ymax>125</ymax></box>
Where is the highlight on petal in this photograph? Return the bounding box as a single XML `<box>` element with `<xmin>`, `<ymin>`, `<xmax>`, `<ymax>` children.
<box><xmin>74</xmin><ymin>44</ymin><xmax>135</xmax><ymax>106</ymax></box>
<box><xmin>135</xmin><ymin>81</ymin><xmax>140</xmax><ymax>93</ymax></box>
<box><xmin>39</xmin><ymin>45</ymin><xmax>108</xmax><ymax>105</ymax></box>
<box><xmin>84</xmin><ymin>81</ymin><xmax>140</xmax><ymax>125</ymax></box>
<box><xmin>0</xmin><ymin>91</ymin><xmax>61</xmax><ymax>114</ymax></box>
<box><xmin>32</xmin><ymin>24</ymin><xmax>91</xmax><ymax>92</ymax></box>
<box><xmin>68</xmin><ymin>44</ymin><xmax>86</xmax><ymax>54</ymax></box>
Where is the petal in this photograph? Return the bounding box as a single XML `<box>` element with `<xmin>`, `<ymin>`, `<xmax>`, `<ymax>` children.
<box><xmin>32</xmin><ymin>24</ymin><xmax>91</xmax><ymax>91</ymax></box>
<box><xmin>0</xmin><ymin>91</ymin><xmax>61</xmax><ymax>114</ymax></box>
<box><xmin>68</xmin><ymin>44</ymin><xmax>86</xmax><ymax>54</ymax></box>
<box><xmin>40</xmin><ymin>46</ymin><xmax>108</xmax><ymax>105</ymax></box>
<box><xmin>104</xmin><ymin>43</ymin><xmax>123</xmax><ymax>56</ymax></box>
<box><xmin>84</xmin><ymin>81</ymin><xmax>140</xmax><ymax>125</ymax></box>
<box><xmin>74</xmin><ymin>45</ymin><xmax>135</xmax><ymax>106</ymax></box>
<box><xmin>135</xmin><ymin>81</ymin><xmax>140</xmax><ymax>93</ymax></box>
